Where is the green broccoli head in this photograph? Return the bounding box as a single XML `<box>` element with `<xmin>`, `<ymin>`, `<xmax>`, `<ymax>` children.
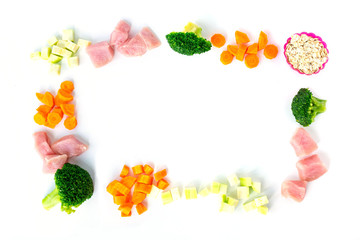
<box><xmin>291</xmin><ymin>88</ymin><xmax>327</xmax><ymax>127</ymax></box>
<box><xmin>42</xmin><ymin>163</ymin><xmax>94</xmax><ymax>214</ymax></box>
<box><xmin>166</xmin><ymin>22</ymin><xmax>212</xmax><ymax>56</ymax></box>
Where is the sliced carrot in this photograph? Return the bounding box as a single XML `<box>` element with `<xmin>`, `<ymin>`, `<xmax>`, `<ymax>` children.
<box><xmin>37</xmin><ymin>92</ymin><xmax>54</xmax><ymax>108</ymax></box>
<box><xmin>60</xmin><ymin>81</ymin><xmax>74</xmax><ymax>93</ymax></box>
<box><xmin>157</xmin><ymin>179</ymin><xmax>170</xmax><ymax>190</ymax></box>
<box><xmin>258</xmin><ymin>31</ymin><xmax>268</xmax><ymax>50</ymax></box>
<box><xmin>136</xmin><ymin>203</ymin><xmax>147</xmax><ymax>215</ymax></box>
<box><xmin>120</xmin><ymin>176</ymin><xmax>137</xmax><ymax>189</ymax></box>
<box><xmin>211</xmin><ymin>33</ymin><xmax>226</xmax><ymax>48</ymax></box>
<box><xmin>132</xmin><ymin>191</ymin><xmax>147</xmax><ymax>205</ymax></box>
<box><xmin>134</xmin><ymin>183</ymin><xmax>152</xmax><ymax>194</ymax></box>
<box><xmin>34</xmin><ymin>112</ymin><xmax>47</xmax><ymax>125</ymax></box>
<box><xmin>44</xmin><ymin>121</ymin><xmax>57</xmax><ymax>129</ymax></box>
<box><xmin>263</xmin><ymin>44</ymin><xmax>278</xmax><ymax>59</ymax></box>
<box><xmin>121</xmin><ymin>211</ymin><xmax>132</xmax><ymax>217</ymax></box>
<box><xmin>60</xmin><ymin>104</ymin><xmax>75</xmax><ymax>116</ymax></box>
<box><xmin>235</xmin><ymin>31</ymin><xmax>250</xmax><ymax>44</ymax></box>
<box><xmin>47</xmin><ymin>109</ymin><xmax>63</xmax><ymax>126</ymax></box>
<box><xmin>245</xmin><ymin>54</ymin><xmax>260</xmax><ymax>69</ymax></box>
<box><xmin>36</xmin><ymin>93</ymin><xmax>44</xmax><ymax>102</ymax></box>
<box><xmin>246</xmin><ymin>43</ymin><xmax>258</xmax><ymax>55</ymax></box>
<box><xmin>137</xmin><ymin>174</ymin><xmax>153</xmax><ymax>185</ymax></box>
<box><xmin>64</xmin><ymin>116</ymin><xmax>77</xmax><ymax>130</ymax></box>
<box><xmin>120</xmin><ymin>165</ymin><xmax>130</xmax><ymax>178</ymax></box>
<box><xmin>107</xmin><ymin>180</ymin><xmax>131</xmax><ymax>196</ymax></box>
<box><xmin>154</xmin><ymin>169</ymin><xmax>167</xmax><ymax>181</ymax></box>
<box><xmin>227</xmin><ymin>45</ymin><xmax>239</xmax><ymax>56</ymax></box>
<box><xmin>119</xmin><ymin>202</ymin><xmax>133</xmax><ymax>215</ymax></box>
<box><xmin>143</xmin><ymin>164</ymin><xmax>154</xmax><ymax>175</ymax></box>
<box><xmin>220</xmin><ymin>50</ymin><xmax>234</xmax><ymax>65</ymax></box>
<box><xmin>235</xmin><ymin>44</ymin><xmax>248</xmax><ymax>61</ymax></box>
<box><xmin>54</xmin><ymin>95</ymin><xmax>69</xmax><ymax>106</ymax></box>
<box><xmin>132</xmin><ymin>165</ymin><xmax>144</xmax><ymax>175</ymax></box>
<box><xmin>36</xmin><ymin>105</ymin><xmax>52</xmax><ymax>115</ymax></box>
<box><xmin>114</xmin><ymin>195</ymin><xmax>128</xmax><ymax>205</ymax></box>
<box><xmin>57</xmin><ymin>89</ymin><xmax>74</xmax><ymax>102</ymax></box>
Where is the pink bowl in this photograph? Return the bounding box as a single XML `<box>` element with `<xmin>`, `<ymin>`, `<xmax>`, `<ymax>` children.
<box><xmin>283</xmin><ymin>32</ymin><xmax>329</xmax><ymax>75</ymax></box>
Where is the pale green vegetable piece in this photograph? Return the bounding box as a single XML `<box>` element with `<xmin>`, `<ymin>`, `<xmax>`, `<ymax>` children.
<box><xmin>227</xmin><ymin>173</ymin><xmax>240</xmax><ymax>186</ymax></box>
<box><xmin>62</xmin><ymin>29</ymin><xmax>75</xmax><ymax>42</ymax></box>
<box><xmin>199</xmin><ymin>187</ymin><xmax>210</xmax><ymax>197</ymax></box>
<box><xmin>47</xmin><ymin>36</ymin><xmax>58</xmax><ymax>46</ymax></box>
<box><xmin>183</xmin><ymin>22</ymin><xmax>202</xmax><ymax>37</ymax></box>
<box><xmin>148</xmin><ymin>185</ymin><xmax>161</xmax><ymax>199</ymax></box>
<box><xmin>219</xmin><ymin>202</ymin><xmax>235</xmax><ymax>213</ymax></box>
<box><xmin>219</xmin><ymin>184</ymin><xmax>228</xmax><ymax>195</ymax></box>
<box><xmin>48</xmin><ymin>54</ymin><xmax>62</xmax><ymax>63</ymax></box>
<box><xmin>184</xmin><ymin>187</ymin><xmax>197</xmax><ymax>200</ymax></box>
<box><xmin>254</xmin><ymin>195</ymin><xmax>269</xmax><ymax>207</ymax></box>
<box><xmin>222</xmin><ymin>194</ymin><xmax>228</xmax><ymax>203</ymax></box>
<box><xmin>77</xmin><ymin>39</ymin><xmax>91</xmax><ymax>47</ymax></box>
<box><xmin>52</xmin><ymin>46</ymin><xmax>72</xmax><ymax>58</ymax></box>
<box><xmin>67</xmin><ymin>56</ymin><xmax>79</xmax><ymax>68</ymax></box>
<box><xmin>211</xmin><ymin>182</ymin><xmax>220</xmax><ymax>194</ymax></box>
<box><xmin>237</xmin><ymin>186</ymin><xmax>250</xmax><ymax>199</ymax></box>
<box><xmin>41</xmin><ymin>47</ymin><xmax>51</xmax><ymax>60</ymax></box>
<box><xmin>161</xmin><ymin>191</ymin><xmax>173</xmax><ymax>205</ymax></box>
<box><xmin>227</xmin><ymin>196</ymin><xmax>239</xmax><ymax>207</ymax></box>
<box><xmin>252</xmin><ymin>181</ymin><xmax>261</xmax><ymax>193</ymax></box>
<box><xmin>257</xmin><ymin>206</ymin><xmax>268</xmax><ymax>215</ymax></box>
<box><xmin>65</xmin><ymin>41</ymin><xmax>79</xmax><ymax>53</ymax></box>
<box><xmin>49</xmin><ymin>63</ymin><xmax>61</xmax><ymax>75</ymax></box>
<box><xmin>30</xmin><ymin>51</ymin><xmax>41</xmax><ymax>60</ymax></box>
<box><xmin>56</xmin><ymin>40</ymin><xmax>68</xmax><ymax>48</ymax></box>
<box><xmin>170</xmin><ymin>187</ymin><xmax>181</xmax><ymax>201</ymax></box>
<box><xmin>243</xmin><ymin>200</ymin><xmax>257</xmax><ymax>212</ymax></box>
<box><xmin>240</xmin><ymin>177</ymin><xmax>252</xmax><ymax>186</ymax></box>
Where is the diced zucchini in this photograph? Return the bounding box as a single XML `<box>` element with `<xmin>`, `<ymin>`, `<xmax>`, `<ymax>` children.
<box><xmin>199</xmin><ymin>187</ymin><xmax>210</xmax><ymax>197</ymax></box>
<box><xmin>52</xmin><ymin>46</ymin><xmax>72</xmax><ymax>58</ymax></box>
<box><xmin>254</xmin><ymin>195</ymin><xmax>269</xmax><ymax>207</ymax></box>
<box><xmin>56</xmin><ymin>40</ymin><xmax>68</xmax><ymax>48</ymax></box>
<box><xmin>243</xmin><ymin>200</ymin><xmax>257</xmax><ymax>212</ymax></box>
<box><xmin>67</xmin><ymin>56</ymin><xmax>79</xmax><ymax>68</ymax></box>
<box><xmin>48</xmin><ymin>54</ymin><xmax>62</xmax><ymax>63</ymax></box>
<box><xmin>257</xmin><ymin>206</ymin><xmax>268</xmax><ymax>215</ymax></box>
<box><xmin>161</xmin><ymin>191</ymin><xmax>173</xmax><ymax>205</ymax></box>
<box><xmin>77</xmin><ymin>39</ymin><xmax>91</xmax><ymax>47</ymax></box>
<box><xmin>184</xmin><ymin>187</ymin><xmax>197</xmax><ymax>200</ymax></box>
<box><xmin>62</xmin><ymin>29</ymin><xmax>75</xmax><ymax>42</ymax></box>
<box><xmin>211</xmin><ymin>182</ymin><xmax>220</xmax><ymax>194</ymax></box>
<box><xmin>47</xmin><ymin>36</ymin><xmax>58</xmax><ymax>46</ymax></box>
<box><xmin>170</xmin><ymin>187</ymin><xmax>181</xmax><ymax>201</ymax></box>
<box><xmin>30</xmin><ymin>51</ymin><xmax>41</xmax><ymax>60</ymax></box>
<box><xmin>41</xmin><ymin>47</ymin><xmax>51</xmax><ymax>60</ymax></box>
<box><xmin>49</xmin><ymin>63</ymin><xmax>61</xmax><ymax>75</ymax></box>
<box><xmin>240</xmin><ymin>177</ymin><xmax>252</xmax><ymax>186</ymax></box>
<box><xmin>148</xmin><ymin>185</ymin><xmax>161</xmax><ymax>199</ymax></box>
<box><xmin>65</xmin><ymin>41</ymin><xmax>79</xmax><ymax>53</ymax></box>
<box><xmin>219</xmin><ymin>202</ymin><xmax>235</xmax><ymax>213</ymax></box>
<box><xmin>227</xmin><ymin>173</ymin><xmax>240</xmax><ymax>186</ymax></box>
<box><xmin>237</xmin><ymin>186</ymin><xmax>250</xmax><ymax>199</ymax></box>
<box><xmin>252</xmin><ymin>181</ymin><xmax>261</xmax><ymax>193</ymax></box>
<box><xmin>219</xmin><ymin>184</ymin><xmax>228</xmax><ymax>195</ymax></box>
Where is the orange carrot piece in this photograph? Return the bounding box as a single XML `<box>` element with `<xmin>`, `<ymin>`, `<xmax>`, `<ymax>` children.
<box><xmin>60</xmin><ymin>81</ymin><xmax>74</xmax><ymax>93</ymax></box>
<box><xmin>246</xmin><ymin>43</ymin><xmax>258</xmax><ymax>55</ymax></box>
<box><xmin>245</xmin><ymin>54</ymin><xmax>260</xmax><ymax>69</ymax></box>
<box><xmin>54</xmin><ymin>95</ymin><xmax>69</xmax><ymax>106</ymax></box>
<box><xmin>263</xmin><ymin>44</ymin><xmax>278</xmax><ymax>59</ymax></box>
<box><xmin>211</xmin><ymin>34</ymin><xmax>226</xmax><ymax>48</ymax></box>
<box><xmin>37</xmin><ymin>92</ymin><xmax>54</xmax><ymax>108</ymax></box>
<box><xmin>136</xmin><ymin>203</ymin><xmax>147</xmax><ymax>215</ymax></box>
<box><xmin>220</xmin><ymin>50</ymin><xmax>234</xmax><ymax>65</ymax></box>
<box><xmin>47</xmin><ymin>109</ymin><xmax>63</xmax><ymax>126</ymax></box>
<box><xmin>60</xmin><ymin>104</ymin><xmax>75</xmax><ymax>116</ymax></box>
<box><xmin>132</xmin><ymin>191</ymin><xmax>147</xmax><ymax>205</ymax></box>
<box><xmin>44</xmin><ymin>121</ymin><xmax>57</xmax><ymax>129</ymax></box>
<box><xmin>120</xmin><ymin>165</ymin><xmax>130</xmax><ymax>178</ymax></box>
<box><xmin>64</xmin><ymin>116</ymin><xmax>77</xmax><ymax>130</ymax></box>
<box><xmin>120</xmin><ymin>176</ymin><xmax>137</xmax><ymax>189</ymax></box>
<box><xmin>36</xmin><ymin>93</ymin><xmax>44</xmax><ymax>102</ymax></box>
<box><xmin>52</xmin><ymin>107</ymin><xmax>63</xmax><ymax>117</ymax></box>
<box><xmin>154</xmin><ymin>169</ymin><xmax>167</xmax><ymax>181</ymax></box>
<box><xmin>121</xmin><ymin>211</ymin><xmax>132</xmax><ymax>217</ymax></box>
<box><xmin>235</xmin><ymin>44</ymin><xmax>248</xmax><ymax>61</ymax></box>
<box><xmin>34</xmin><ymin>112</ymin><xmax>47</xmax><ymax>125</ymax></box>
<box><xmin>57</xmin><ymin>89</ymin><xmax>74</xmax><ymax>102</ymax></box>
<box><xmin>134</xmin><ymin>183</ymin><xmax>152</xmax><ymax>194</ymax></box>
<box><xmin>137</xmin><ymin>174</ymin><xmax>153</xmax><ymax>185</ymax></box>
<box><xmin>143</xmin><ymin>164</ymin><xmax>154</xmax><ymax>175</ymax></box>
<box><xmin>36</xmin><ymin>105</ymin><xmax>52</xmax><ymax>115</ymax></box>
<box><xmin>114</xmin><ymin>195</ymin><xmax>128</xmax><ymax>205</ymax></box>
<box><xmin>119</xmin><ymin>202</ymin><xmax>134</xmax><ymax>215</ymax></box>
<box><xmin>107</xmin><ymin>180</ymin><xmax>131</xmax><ymax>196</ymax></box>
<box><xmin>157</xmin><ymin>179</ymin><xmax>170</xmax><ymax>190</ymax></box>
<box><xmin>258</xmin><ymin>31</ymin><xmax>268</xmax><ymax>50</ymax></box>
<box><xmin>235</xmin><ymin>31</ymin><xmax>250</xmax><ymax>44</ymax></box>
<box><xmin>227</xmin><ymin>45</ymin><xmax>239</xmax><ymax>56</ymax></box>
<box><xmin>132</xmin><ymin>165</ymin><xmax>144</xmax><ymax>175</ymax></box>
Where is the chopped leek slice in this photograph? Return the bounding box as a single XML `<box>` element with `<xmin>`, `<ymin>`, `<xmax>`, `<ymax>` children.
<box><xmin>237</xmin><ymin>186</ymin><xmax>250</xmax><ymax>199</ymax></box>
<box><xmin>252</xmin><ymin>181</ymin><xmax>261</xmax><ymax>193</ymax></box>
<box><xmin>170</xmin><ymin>187</ymin><xmax>181</xmax><ymax>201</ymax></box>
<box><xmin>243</xmin><ymin>200</ymin><xmax>257</xmax><ymax>212</ymax></box>
<box><xmin>219</xmin><ymin>184</ymin><xmax>228</xmax><ymax>195</ymax></box>
<box><xmin>254</xmin><ymin>195</ymin><xmax>269</xmax><ymax>207</ymax></box>
<box><xmin>211</xmin><ymin>182</ymin><xmax>220</xmax><ymax>194</ymax></box>
<box><xmin>65</xmin><ymin>41</ymin><xmax>79</xmax><ymax>53</ymax></box>
<box><xmin>56</xmin><ymin>40</ymin><xmax>68</xmax><ymax>48</ymax></box>
<box><xmin>227</xmin><ymin>173</ymin><xmax>240</xmax><ymax>186</ymax></box>
<box><xmin>219</xmin><ymin>202</ymin><xmax>235</xmax><ymax>213</ymax></box>
<box><xmin>30</xmin><ymin>51</ymin><xmax>41</xmax><ymax>60</ymax></box>
<box><xmin>52</xmin><ymin>46</ymin><xmax>72</xmax><ymax>58</ymax></box>
<box><xmin>48</xmin><ymin>54</ymin><xmax>62</xmax><ymax>63</ymax></box>
<box><xmin>49</xmin><ymin>63</ymin><xmax>61</xmax><ymax>75</ymax></box>
<box><xmin>199</xmin><ymin>187</ymin><xmax>210</xmax><ymax>197</ymax></box>
<box><xmin>240</xmin><ymin>177</ymin><xmax>252</xmax><ymax>186</ymax></box>
<box><xmin>161</xmin><ymin>191</ymin><xmax>173</xmax><ymax>205</ymax></box>
<box><xmin>184</xmin><ymin>187</ymin><xmax>197</xmax><ymax>200</ymax></box>
<box><xmin>41</xmin><ymin>47</ymin><xmax>51</xmax><ymax>60</ymax></box>
<box><xmin>62</xmin><ymin>29</ymin><xmax>75</xmax><ymax>42</ymax></box>
<box><xmin>77</xmin><ymin>39</ymin><xmax>91</xmax><ymax>47</ymax></box>
<box><xmin>67</xmin><ymin>56</ymin><xmax>79</xmax><ymax>68</ymax></box>
<box><xmin>47</xmin><ymin>36</ymin><xmax>58</xmax><ymax>46</ymax></box>
<box><xmin>148</xmin><ymin>185</ymin><xmax>161</xmax><ymax>199</ymax></box>
<box><xmin>257</xmin><ymin>206</ymin><xmax>268</xmax><ymax>215</ymax></box>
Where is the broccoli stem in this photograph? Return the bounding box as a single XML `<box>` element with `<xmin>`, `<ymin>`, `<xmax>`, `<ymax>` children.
<box><xmin>42</xmin><ymin>187</ymin><xmax>60</xmax><ymax>210</ymax></box>
<box><xmin>312</xmin><ymin>96</ymin><xmax>327</xmax><ymax>115</ymax></box>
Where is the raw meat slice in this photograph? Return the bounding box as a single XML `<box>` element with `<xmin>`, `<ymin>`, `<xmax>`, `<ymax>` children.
<box><xmin>43</xmin><ymin>154</ymin><xmax>68</xmax><ymax>174</ymax></box>
<box><xmin>139</xmin><ymin>27</ymin><xmax>161</xmax><ymax>50</ymax></box>
<box><xmin>33</xmin><ymin>131</ymin><xmax>55</xmax><ymax>158</ymax></box>
<box><xmin>296</xmin><ymin>154</ymin><xmax>327</xmax><ymax>181</ymax></box>
<box><xmin>117</xmin><ymin>34</ymin><xmax>147</xmax><ymax>57</ymax></box>
<box><xmin>281</xmin><ymin>180</ymin><xmax>307</xmax><ymax>202</ymax></box>
<box><xmin>51</xmin><ymin>135</ymin><xmax>88</xmax><ymax>158</ymax></box>
<box><xmin>290</xmin><ymin>128</ymin><xmax>318</xmax><ymax>157</ymax></box>
<box><xmin>86</xmin><ymin>41</ymin><xmax>114</xmax><ymax>68</ymax></box>
<box><xmin>110</xmin><ymin>20</ymin><xmax>131</xmax><ymax>47</ymax></box>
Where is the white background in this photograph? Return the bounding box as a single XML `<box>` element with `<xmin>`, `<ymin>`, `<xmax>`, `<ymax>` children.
<box><xmin>1</xmin><ymin>0</ymin><xmax>360</xmax><ymax>239</ymax></box>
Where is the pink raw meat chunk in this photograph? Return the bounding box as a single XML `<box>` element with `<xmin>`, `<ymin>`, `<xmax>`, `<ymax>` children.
<box><xmin>86</xmin><ymin>41</ymin><xmax>114</xmax><ymax>68</ymax></box>
<box><xmin>110</xmin><ymin>20</ymin><xmax>131</xmax><ymax>47</ymax></box>
<box><xmin>296</xmin><ymin>154</ymin><xmax>327</xmax><ymax>181</ymax></box>
<box><xmin>281</xmin><ymin>180</ymin><xmax>307</xmax><ymax>202</ymax></box>
<box><xmin>139</xmin><ymin>27</ymin><xmax>161</xmax><ymax>50</ymax></box>
<box><xmin>290</xmin><ymin>128</ymin><xmax>318</xmax><ymax>157</ymax></box>
<box><xmin>33</xmin><ymin>131</ymin><xmax>55</xmax><ymax>158</ymax></box>
<box><xmin>117</xmin><ymin>34</ymin><xmax>147</xmax><ymax>57</ymax></box>
<box><xmin>51</xmin><ymin>135</ymin><xmax>88</xmax><ymax>158</ymax></box>
<box><xmin>43</xmin><ymin>154</ymin><xmax>68</xmax><ymax>174</ymax></box>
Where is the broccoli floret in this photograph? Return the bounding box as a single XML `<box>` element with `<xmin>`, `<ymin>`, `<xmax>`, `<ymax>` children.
<box><xmin>166</xmin><ymin>22</ymin><xmax>212</xmax><ymax>56</ymax></box>
<box><xmin>291</xmin><ymin>88</ymin><xmax>327</xmax><ymax>127</ymax></box>
<box><xmin>42</xmin><ymin>163</ymin><xmax>94</xmax><ymax>214</ymax></box>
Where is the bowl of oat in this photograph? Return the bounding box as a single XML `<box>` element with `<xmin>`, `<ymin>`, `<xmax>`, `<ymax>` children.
<box><xmin>284</xmin><ymin>32</ymin><xmax>329</xmax><ymax>75</ymax></box>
